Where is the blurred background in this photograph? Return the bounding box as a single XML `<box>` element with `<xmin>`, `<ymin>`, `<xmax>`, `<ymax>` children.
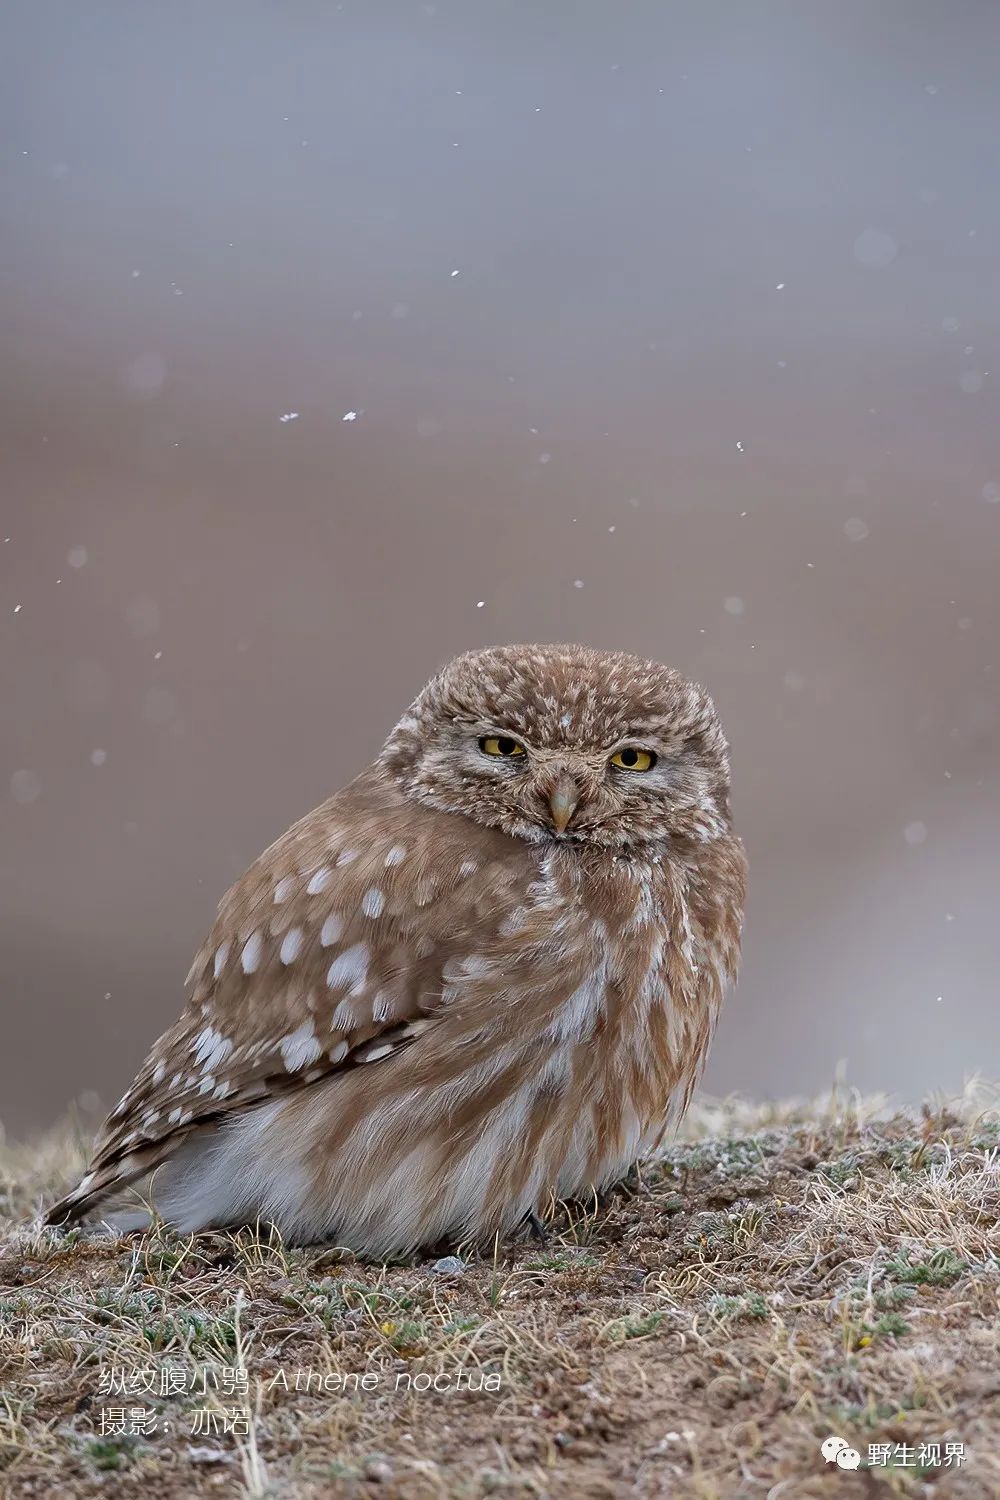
<box><xmin>2</xmin><ymin>1</ymin><xmax>998</xmax><ymax>1136</ymax></box>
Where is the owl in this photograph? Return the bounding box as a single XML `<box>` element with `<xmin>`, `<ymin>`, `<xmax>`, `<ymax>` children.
<box><xmin>45</xmin><ymin>643</ymin><xmax>746</xmax><ymax>1255</ymax></box>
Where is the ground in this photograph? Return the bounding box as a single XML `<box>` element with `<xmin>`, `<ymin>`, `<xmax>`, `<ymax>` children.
<box><xmin>1</xmin><ymin>1083</ymin><xmax>998</xmax><ymax>1499</ymax></box>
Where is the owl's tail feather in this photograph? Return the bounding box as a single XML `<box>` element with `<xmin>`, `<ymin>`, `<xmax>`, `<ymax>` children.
<box><xmin>42</xmin><ymin>1138</ymin><xmax>182</xmax><ymax>1229</ymax></box>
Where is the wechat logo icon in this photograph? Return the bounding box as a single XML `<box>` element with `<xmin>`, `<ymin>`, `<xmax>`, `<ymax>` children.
<box><xmin>821</xmin><ymin>1435</ymin><xmax>861</xmax><ymax>1470</ymax></box>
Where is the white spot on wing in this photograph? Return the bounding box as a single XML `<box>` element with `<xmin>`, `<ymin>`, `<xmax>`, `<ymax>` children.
<box><xmin>307</xmin><ymin>867</ymin><xmax>332</xmax><ymax>895</ymax></box>
<box><xmin>280</xmin><ymin>927</ymin><xmax>304</xmax><ymax>964</ymax></box>
<box><xmin>213</xmin><ymin>942</ymin><xmax>230</xmax><ymax>978</ymax></box>
<box><xmin>329</xmin><ymin>1040</ymin><xmax>349</xmax><ymax>1061</ymax></box>
<box><xmin>331</xmin><ymin>999</ymin><xmax>356</xmax><ymax>1030</ymax></box>
<box><xmin>193</xmin><ymin>1026</ymin><xmax>233</xmax><ymax>1071</ymax></box>
<box><xmin>320</xmin><ymin>913</ymin><xmax>343</xmax><ymax>947</ymax></box>
<box><xmin>280</xmin><ymin>1021</ymin><xmax>322</xmax><ymax>1071</ymax></box>
<box><xmin>364</xmin><ymin>1043</ymin><xmax>395</xmax><ymax>1062</ymax></box>
<box><xmin>361</xmin><ymin>887</ymin><xmax>384</xmax><ymax>918</ymax></box>
<box><xmin>326</xmin><ymin>943</ymin><xmax>369</xmax><ymax>992</ymax></box>
<box><xmin>241</xmin><ymin>931</ymin><xmax>263</xmax><ymax>974</ymax></box>
<box><xmin>385</xmin><ymin>844</ymin><xmax>407</xmax><ymax>867</ymax></box>
<box><xmin>273</xmin><ymin>875</ymin><xmax>296</xmax><ymax>903</ymax></box>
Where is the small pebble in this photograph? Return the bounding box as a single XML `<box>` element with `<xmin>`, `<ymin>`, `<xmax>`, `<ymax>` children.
<box><xmin>187</xmin><ymin>1447</ymin><xmax>231</xmax><ymax>1465</ymax></box>
<box><xmin>431</xmin><ymin>1254</ymin><xmax>467</xmax><ymax>1275</ymax></box>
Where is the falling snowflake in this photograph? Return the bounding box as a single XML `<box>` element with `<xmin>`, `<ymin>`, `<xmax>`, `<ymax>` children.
<box><xmin>10</xmin><ymin>769</ymin><xmax>41</xmax><ymax>804</ymax></box>
<box><xmin>279</xmin><ymin>412</ymin><xmax>300</xmax><ymax>423</ymax></box>
<box><xmin>853</xmin><ymin>228</ymin><xmax>897</xmax><ymax>268</ymax></box>
<box><xmin>342</xmin><ymin>411</ymin><xmax>358</xmax><ymax>422</ymax></box>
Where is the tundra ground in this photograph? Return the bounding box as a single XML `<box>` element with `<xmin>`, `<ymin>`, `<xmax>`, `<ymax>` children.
<box><xmin>2</xmin><ymin>1083</ymin><xmax>998</xmax><ymax>1498</ymax></box>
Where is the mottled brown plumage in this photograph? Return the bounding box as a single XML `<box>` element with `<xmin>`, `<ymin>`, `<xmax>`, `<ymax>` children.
<box><xmin>46</xmin><ymin>644</ymin><xmax>746</xmax><ymax>1253</ymax></box>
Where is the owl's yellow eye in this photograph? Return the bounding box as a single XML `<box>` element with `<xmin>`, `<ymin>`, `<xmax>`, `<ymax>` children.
<box><xmin>479</xmin><ymin>735</ymin><xmax>526</xmax><ymax>759</ymax></box>
<box><xmin>609</xmin><ymin>747</ymin><xmax>657</xmax><ymax>772</ymax></box>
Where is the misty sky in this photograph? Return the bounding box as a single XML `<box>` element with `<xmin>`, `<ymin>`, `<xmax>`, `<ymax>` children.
<box><xmin>2</xmin><ymin>1</ymin><xmax>999</xmax><ymax>1132</ymax></box>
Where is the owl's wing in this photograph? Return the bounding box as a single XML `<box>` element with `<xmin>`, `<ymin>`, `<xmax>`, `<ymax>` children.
<box><xmin>46</xmin><ymin>768</ymin><xmax>541</xmax><ymax>1225</ymax></box>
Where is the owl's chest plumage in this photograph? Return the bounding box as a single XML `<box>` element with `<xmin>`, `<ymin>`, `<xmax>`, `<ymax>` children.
<box><xmin>498</xmin><ymin>844</ymin><xmax>713</xmax><ymax>1156</ymax></box>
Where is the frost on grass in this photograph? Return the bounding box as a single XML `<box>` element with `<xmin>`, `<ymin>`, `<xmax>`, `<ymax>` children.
<box><xmin>1</xmin><ymin>1080</ymin><xmax>998</xmax><ymax>1497</ymax></box>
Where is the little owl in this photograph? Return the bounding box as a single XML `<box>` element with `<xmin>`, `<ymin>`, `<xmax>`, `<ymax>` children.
<box><xmin>46</xmin><ymin>643</ymin><xmax>746</xmax><ymax>1254</ymax></box>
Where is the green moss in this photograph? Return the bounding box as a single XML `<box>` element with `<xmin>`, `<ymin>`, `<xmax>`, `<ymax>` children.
<box><xmin>884</xmin><ymin>1249</ymin><xmax>966</xmax><ymax>1287</ymax></box>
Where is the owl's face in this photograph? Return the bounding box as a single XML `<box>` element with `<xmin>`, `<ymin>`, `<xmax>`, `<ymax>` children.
<box><xmin>381</xmin><ymin>644</ymin><xmax>734</xmax><ymax>851</ymax></box>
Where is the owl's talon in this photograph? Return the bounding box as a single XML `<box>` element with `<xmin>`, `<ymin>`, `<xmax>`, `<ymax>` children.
<box><xmin>522</xmin><ymin>1210</ymin><xmax>548</xmax><ymax>1244</ymax></box>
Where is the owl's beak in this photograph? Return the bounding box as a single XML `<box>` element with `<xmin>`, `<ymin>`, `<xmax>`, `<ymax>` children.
<box><xmin>548</xmin><ymin>774</ymin><xmax>580</xmax><ymax>834</ymax></box>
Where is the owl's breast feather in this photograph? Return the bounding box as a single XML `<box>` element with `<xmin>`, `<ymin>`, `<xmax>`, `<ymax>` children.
<box><xmin>529</xmin><ymin>842</ymin><xmax>742</xmax><ymax>1154</ymax></box>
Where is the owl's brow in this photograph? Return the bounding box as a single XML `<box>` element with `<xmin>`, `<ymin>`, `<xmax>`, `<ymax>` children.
<box><xmin>468</xmin><ymin>719</ymin><xmax>528</xmax><ymax>738</ymax></box>
<box><xmin>607</xmin><ymin>727</ymin><xmax>676</xmax><ymax>747</ymax></box>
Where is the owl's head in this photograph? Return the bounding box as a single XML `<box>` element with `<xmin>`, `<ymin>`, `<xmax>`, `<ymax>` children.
<box><xmin>380</xmin><ymin>644</ymin><xmax>734</xmax><ymax>852</ymax></box>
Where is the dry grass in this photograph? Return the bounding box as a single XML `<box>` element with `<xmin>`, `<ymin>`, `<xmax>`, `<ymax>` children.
<box><xmin>2</xmin><ymin>1080</ymin><xmax>999</xmax><ymax>1498</ymax></box>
